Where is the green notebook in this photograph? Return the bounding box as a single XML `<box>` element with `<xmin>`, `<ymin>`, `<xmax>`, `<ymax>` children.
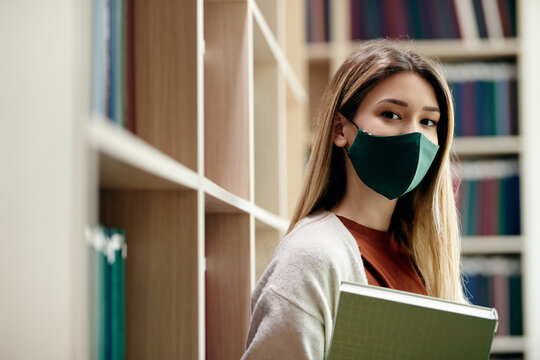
<box><xmin>328</xmin><ymin>282</ymin><xmax>498</xmax><ymax>360</ymax></box>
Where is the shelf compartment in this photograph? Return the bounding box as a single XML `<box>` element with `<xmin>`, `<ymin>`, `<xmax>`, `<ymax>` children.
<box><xmin>205</xmin><ymin>213</ymin><xmax>251</xmax><ymax>360</ymax></box>
<box><xmin>252</xmin><ymin>0</ymin><xmax>308</xmax><ymax>104</ymax></box>
<box><xmin>99</xmin><ymin>189</ymin><xmax>199</xmax><ymax>359</ymax></box>
<box><xmin>253</xmin><ymin>17</ymin><xmax>282</xmax><ymax>215</ymax></box>
<box><xmin>132</xmin><ymin>0</ymin><xmax>198</xmax><ymax>171</ymax></box>
<box><xmin>204</xmin><ymin>1</ymin><xmax>250</xmax><ymax>200</ymax></box>
<box><xmin>90</xmin><ymin>118</ymin><xmax>198</xmax><ymax>190</ymax></box>
<box><xmin>255</xmin><ymin>219</ymin><xmax>282</xmax><ymax>283</ymax></box>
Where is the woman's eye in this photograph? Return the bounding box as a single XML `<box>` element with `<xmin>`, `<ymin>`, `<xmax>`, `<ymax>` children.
<box><xmin>420</xmin><ymin>119</ymin><xmax>438</xmax><ymax>127</ymax></box>
<box><xmin>381</xmin><ymin>111</ymin><xmax>400</xmax><ymax>120</ymax></box>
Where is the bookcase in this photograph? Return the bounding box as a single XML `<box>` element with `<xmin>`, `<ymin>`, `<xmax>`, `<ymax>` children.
<box><xmin>0</xmin><ymin>0</ymin><xmax>307</xmax><ymax>359</ymax></box>
<box><xmin>305</xmin><ymin>0</ymin><xmax>540</xmax><ymax>359</ymax></box>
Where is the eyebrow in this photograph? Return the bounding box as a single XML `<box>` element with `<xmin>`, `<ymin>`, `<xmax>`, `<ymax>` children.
<box><xmin>377</xmin><ymin>98</ymin><xmax>440</xmax><ymax>113</ymax></box>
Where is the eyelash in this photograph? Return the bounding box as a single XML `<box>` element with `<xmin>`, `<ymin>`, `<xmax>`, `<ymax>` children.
<box><xmin>380</xmin><ymin>111</ymin><xmax>438</xmax><ymax>127</ymax></box>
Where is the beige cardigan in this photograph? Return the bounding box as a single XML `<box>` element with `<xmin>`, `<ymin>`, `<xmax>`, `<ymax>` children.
<box><xmin>242</xmin><ymin>211</ymin><xmax>369</xmax><ymax>359</ymax></box>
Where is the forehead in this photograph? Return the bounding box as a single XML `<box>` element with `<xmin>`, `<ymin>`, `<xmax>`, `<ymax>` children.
<box><xmin>363</xmin><ymin>72</ymin><xmax>439</xmax><ymax>106</ymax></box>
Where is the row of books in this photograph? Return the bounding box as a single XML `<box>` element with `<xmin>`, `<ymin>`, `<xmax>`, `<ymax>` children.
<box><xmin>306</xmin><ymin>0</ymin><xmax>517</xmax><ymax>42</ymax></box>
<box><xmin>92</xmin><ymin>0</ymin><xmax>135</xmax><ymax>132</ymax></box>
<box><xmin>350</xmin><ymin>0</ymin><xmax>461</xmax><ymax>40</ymax></box>
<box><xmin>87</xmin><ymin>225</ymin><xmax>127</xmax><ymax>360</ymax></box>
<box><xmin>454</xmin><ymin>158</ymin><xmax>520</xmax><ymax>236</ymax></box>
<box><xmin>462</xmin><ymin>256</ymin><xmax>522</xmax><ymax>336</ymax></box>
<box><xmin>447</xmin><ymin>62</ymin><xmax>518</xmax><ymax>137</ymax></box>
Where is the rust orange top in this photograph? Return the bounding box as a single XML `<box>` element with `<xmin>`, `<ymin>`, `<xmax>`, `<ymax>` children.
<box><xmin>337</xmin><ymin>215</ymin><xmax>427</xmax><ymax>295</ymax></box>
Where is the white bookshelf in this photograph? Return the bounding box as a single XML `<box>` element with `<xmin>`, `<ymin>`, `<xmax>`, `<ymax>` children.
<box><xmin>305</xmin><ymin>0</ymin><xmax>537</xmax><ymax>358</ymax></box>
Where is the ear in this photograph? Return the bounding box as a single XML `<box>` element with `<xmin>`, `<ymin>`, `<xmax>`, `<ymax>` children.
<box><xmin>332</xmin><ymin>112</ymin><xmax>349</xmax><ymax>148</ymax></box>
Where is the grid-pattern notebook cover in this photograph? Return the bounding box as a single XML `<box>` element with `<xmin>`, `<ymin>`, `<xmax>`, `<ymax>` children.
<box><xmin>328</xmin><ymin>282</ymin><xmax>498</xmax><ymax>360</ymax></box>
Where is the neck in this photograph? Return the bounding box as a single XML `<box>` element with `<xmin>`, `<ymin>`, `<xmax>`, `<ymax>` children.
<box><xmin>332</xmin><ymin>154</ymin><xmax>397</xmax><ymax>232</ymax></box>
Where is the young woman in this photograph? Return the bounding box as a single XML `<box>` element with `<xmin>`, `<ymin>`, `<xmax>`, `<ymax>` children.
<box><xmin>242</xmin><ymin>39</ymin><xmax>466</xmax><ymax>359</ymax></box>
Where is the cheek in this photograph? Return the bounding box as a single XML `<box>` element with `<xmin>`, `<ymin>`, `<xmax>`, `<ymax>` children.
<box><xmin>425</xmin><ymin>132</ymin><xmax>439</xmax><ymax>146</ymax></box>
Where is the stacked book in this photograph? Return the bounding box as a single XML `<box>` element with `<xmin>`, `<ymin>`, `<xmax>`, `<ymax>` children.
<box><xmin>447</xmin><ymin>62</ymin><xmax>518</xmax><ymax>137</ymax></box>
<box><xmin>87</xmin><ymin>225</ymin><xmax>127</xmax><ymax>360</ymax></box>
<box><xmin>462</xmin><ymin>256</ymin><xmax>522</xmax><ymax>336</ymax></box>
<box><xmin>455</xmin><ymin>158</ymin><xmax>520</xmax><ymax>236</ymax></box>
<box><xmin>92</xmin><ymin>0</ymin><xmax>135</xmax><ymax>132</ymax></box>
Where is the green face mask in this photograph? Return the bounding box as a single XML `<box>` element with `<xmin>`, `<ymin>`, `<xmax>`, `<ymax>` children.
<box><xmin>346</xmin><ymin>121</ymin><xmax>440</xmax><ymax>200</ymax></box>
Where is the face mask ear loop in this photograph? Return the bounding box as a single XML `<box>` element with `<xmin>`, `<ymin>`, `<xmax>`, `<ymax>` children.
<box><xmin>338</xmin><ymin>112</ymin><xmax>358</xmax><ymax>152</ymax></box>
<box><xmin>348</xmin><ymin>119</ymin><xmax>360</xmax><ymax>131</ymax></box>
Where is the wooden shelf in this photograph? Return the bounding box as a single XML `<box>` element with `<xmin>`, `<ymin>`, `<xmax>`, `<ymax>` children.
<box><xmin>89</xmin><ymin>117</ymin><xmax>198</xmax><ymax>190</ymax></box>
<box><xmin>454</xmin><ymin>136</ymin><xmax>521</xmax><ymax>156</ymax></box>
<box><xmin>461</xmin><ymin>236</ymin><xmax>522</xmax><ymax>254</ymax></box>
<box><xmin>491</xmin><ymin>335</ymin><xmax>525</xmax><ymax>354</ymax></box>
<box><xmin>307</xmin><ymin>38</ymin><xmax>519</xmax><ymax>62</ymax></box>
<box><xmin>204</xmin><ymin>178</ymin><xmax>251</xmax><ymax>215</ymax></box>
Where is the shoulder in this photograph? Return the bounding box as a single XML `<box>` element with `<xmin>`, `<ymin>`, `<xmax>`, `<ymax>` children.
<box><xmin>279</xmin><ymin>210</ymin><xmax>358</xmax><ymax>259</ymax></box>
<box><xmin>246</xmin><ymin>211</ymin><xmax>368</xmax><ymax>354</ymax></box>
<box><xmin>253</xmin><ymin>211</ymin><xmax>366</xmax><ymax>317</ymax></box>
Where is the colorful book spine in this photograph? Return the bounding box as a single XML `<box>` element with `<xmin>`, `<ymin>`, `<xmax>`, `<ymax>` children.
<box><xmin>92</xmin><ymin>0</ymin><xmax>131</xmax><ymax>131</ymax></box>
<box><xmin>308</xmin><ymin>0</ymin><xmax>519</xmax><ymax>41</ymax></box>
<box><xmin>306</xmin><ymin>0</ymin><xmax>330</xmax><ymax>42</ymax></box>
<box><xmin>446</xmin><ymin>62</ymin><xmax>517</xmax><ymax>137</ymax></box>
<box><xmin>344</xmin><ymin>0</ymin><xmax>517</xmax><ymax>41</ymax></box>
<box><xmin>455</xmin><ymin>158</ymin><xmax>520</xmax><ymax>236</ymax></box>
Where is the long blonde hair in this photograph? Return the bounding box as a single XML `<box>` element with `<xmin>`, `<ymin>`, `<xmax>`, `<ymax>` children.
<box><xmin>290</xmin><ymin>39</ymin><xmax>465</xmax><ymax>302</ymax></box>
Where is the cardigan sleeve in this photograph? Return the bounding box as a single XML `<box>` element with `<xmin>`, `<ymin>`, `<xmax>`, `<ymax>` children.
<box><xmin>241</xmin><ymin>212</ymin><xmax>367</xmax><ymax>359</ymax></box>
<box><xmin>241</xmin><ymin>287</ymin><xmax>325</xmax><ymax>360</ymax></box>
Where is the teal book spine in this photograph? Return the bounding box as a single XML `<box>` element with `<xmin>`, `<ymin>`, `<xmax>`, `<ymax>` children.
<box><xmin>110</xmin><ymin>228</ymin><xmax>126</xmax><ymax>360</ymax></box>
<box><xmin>494</xmin><ymin>79</ymin><xmax>510</xmax><ymax>136</ymax></box>
<box><xmin>99</xmin><ymin>229</ymin><xmax>110</xmax><ymax>360</ymax></box>
<box><xmin>509</xmin><ymin>273</ymin><xmax>523</xmax><ymax>335</ymax></box>
<box><xmin>485</xmin><ymin>81</ymin><xmax>496</xmax><ymax>136</ymax></box>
